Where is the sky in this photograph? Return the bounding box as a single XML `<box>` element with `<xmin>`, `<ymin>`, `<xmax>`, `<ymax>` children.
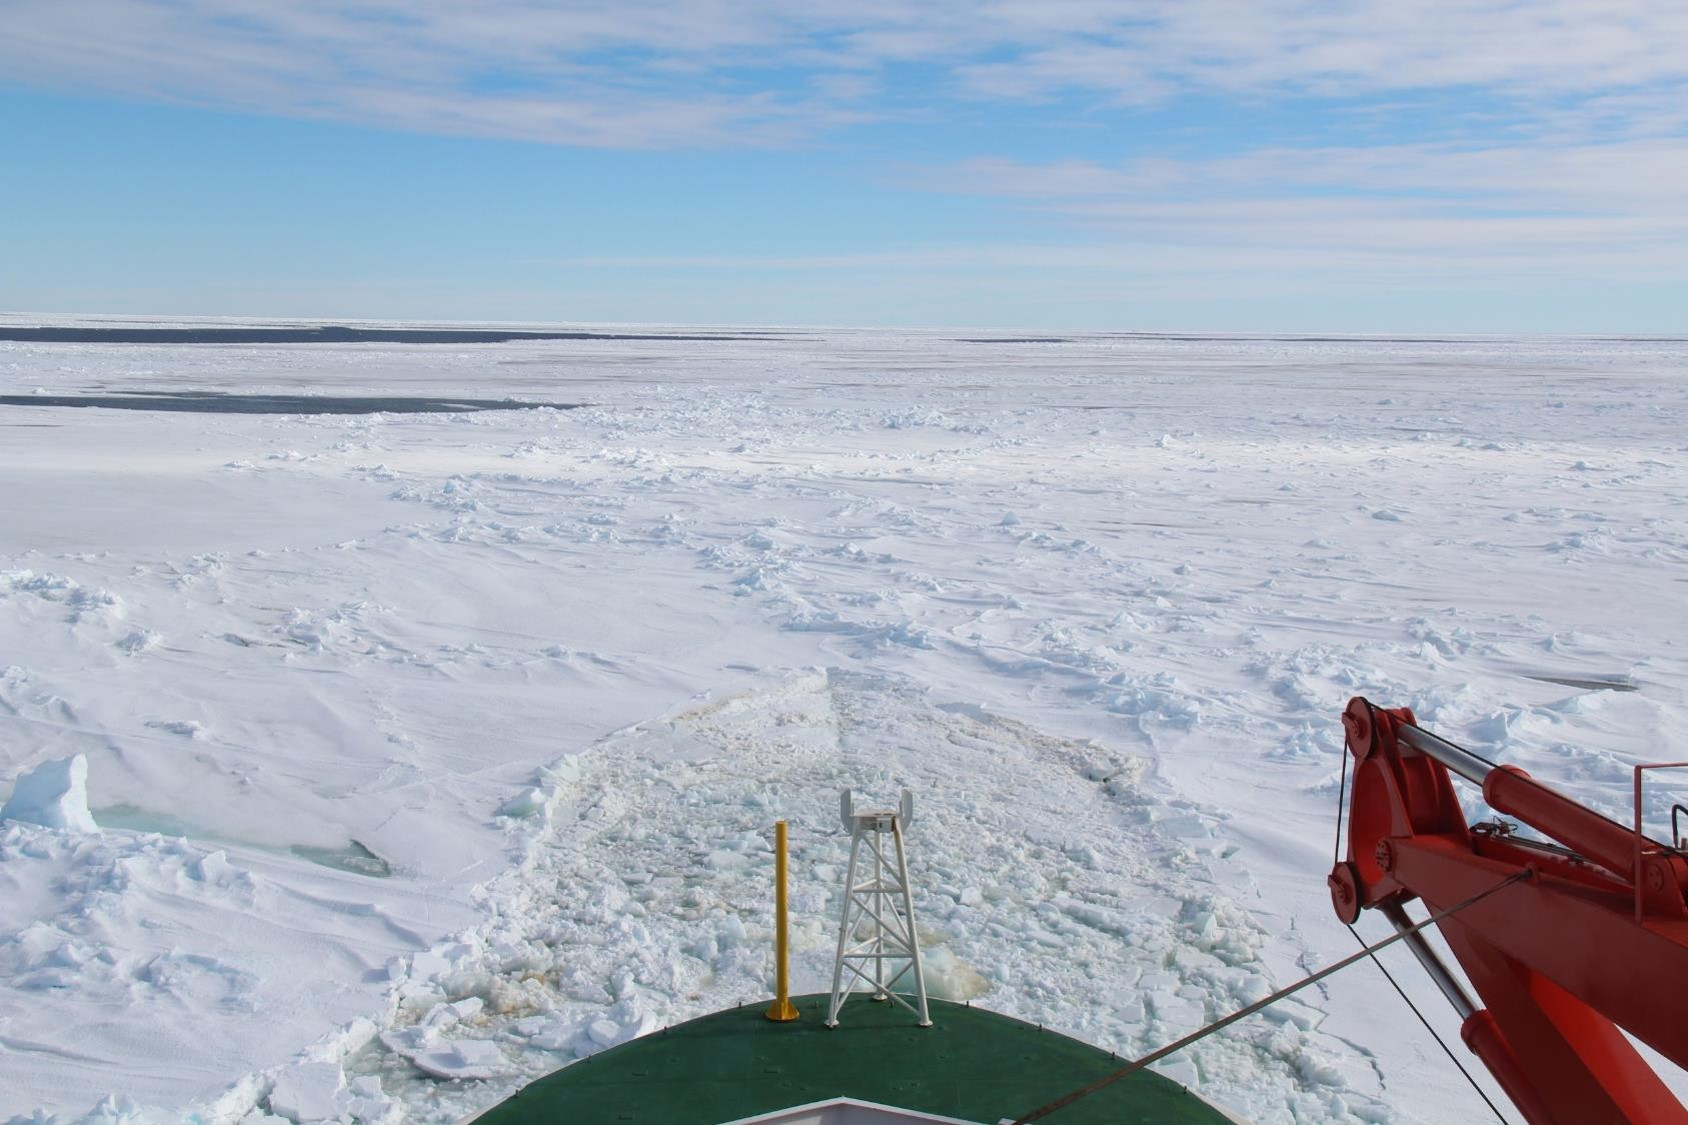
<box><xmin>2</xmin><ymin>1</ymin><xmax>1687</xmax><ymax>332</ymax></box>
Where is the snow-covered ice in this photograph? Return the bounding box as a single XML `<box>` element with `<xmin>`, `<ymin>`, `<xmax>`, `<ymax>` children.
<box><xmin>1</xmin><ymin>320</ymin><xmax>1686</xmax><ymax>1123</ymax></box>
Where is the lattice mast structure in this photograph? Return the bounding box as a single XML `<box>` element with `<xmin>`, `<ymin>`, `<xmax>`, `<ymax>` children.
<box><xmin>825</xmin><ymin>789</ymin><xmax>932</xmax><ymax>1028</ymax></box>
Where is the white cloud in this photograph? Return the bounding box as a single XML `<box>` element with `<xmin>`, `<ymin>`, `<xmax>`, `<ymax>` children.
<box><xmin>538</xmin><ymin>128</ymin><xmax>1688</xmax><ymax>292</ymax></box>
<box><xmin>6</xmin><ymin>2</ymin><xmax>1688</xmax><ymax>146</ymax></box>
<box><xmin>2</xmin><ymin>1</ymin><xmax>847</xmax><ymax>146</ymax></box>
<box><xmin>912</xmin><ymin>136</ymin><xmax>1688</xmax><ymax>280</ymax></box>
<box><xmin>937</xmin><ymin>138</ymin><xmax>1688</xmax><ymax>212</ymax></box>
<box><xmin>952</xmin><ymin>0</ymin><xmax>1688</xmax><ymax>102</ymax></box>
<box><xmin>546</xmin><ymin>221</ymin><xmax>1687</xmax><ymax>284</ymax></box>
<box><xmin>10</xmin><ymin>1</ymin><xmax>1687</xmax><ymax>299</ymax></box>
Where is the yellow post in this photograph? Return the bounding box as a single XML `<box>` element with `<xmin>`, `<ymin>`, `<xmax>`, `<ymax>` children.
<box><xmin>766</xmin><ymin>819</ymin><xmax>799</xmax><ymax>1022</ymax></box>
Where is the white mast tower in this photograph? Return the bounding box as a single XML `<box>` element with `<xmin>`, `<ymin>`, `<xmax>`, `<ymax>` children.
<box><xmin>824</xmin><ymin>788</ymin><xmax>931</xmax><ymax>1028</ymax></box>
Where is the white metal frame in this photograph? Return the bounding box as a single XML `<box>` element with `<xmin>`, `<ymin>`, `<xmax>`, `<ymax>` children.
<box><xmin>721</xmin><ymin>1095</ymin><xmax>978</xmax><ymax>1123</ymax></box>
<box><xmin>825</xmin><ymin>789</ymin><xmax>931</xmax><ymax>1028</ymax></box>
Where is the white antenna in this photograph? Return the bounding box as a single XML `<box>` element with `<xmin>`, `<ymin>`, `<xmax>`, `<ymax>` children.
<box><xmin>825</xmin><ymin>788</ymin><xmax>931</xmax><ymax>1028</ymax></box>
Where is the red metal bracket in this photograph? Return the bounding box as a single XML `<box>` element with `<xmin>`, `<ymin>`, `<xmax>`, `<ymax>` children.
<box><xmin>1633</xmin><ymin>762</ymin><xmax>1688</xmax><ymax>924</ymax></box>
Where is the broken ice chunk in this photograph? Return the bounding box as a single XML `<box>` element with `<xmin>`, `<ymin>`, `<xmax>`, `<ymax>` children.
<box><xmin>267</xmin><ymin>1061</ymin><xmax>348</xmax><ymax>1122</ymax></box>
<box><xmin>499</xmin><ymin>787</ymin><xmax>548</xmax><ymax>818</ymax></box>
<box><xmin>2</xmin><ymin>755</ymin><xmax>99</xmax><ymax>832</ymax></box>
<box><xmin>406</xmin><ymin>1038</ymin><xmax>511</xmax><ymax>1080</ymax></box>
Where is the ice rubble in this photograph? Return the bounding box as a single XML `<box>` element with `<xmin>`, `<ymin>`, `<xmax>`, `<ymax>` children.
<box><xmin>304</xmin><ymin>671</ymin><xmax>1383</xmax><ymax>1123</ymax></box>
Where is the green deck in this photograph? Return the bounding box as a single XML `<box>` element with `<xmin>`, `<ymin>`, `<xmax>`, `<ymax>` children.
<box><xmin>475</xmin><ymin>993</ymin><xmax>1233</xmax><ymax>1124</ymax></box>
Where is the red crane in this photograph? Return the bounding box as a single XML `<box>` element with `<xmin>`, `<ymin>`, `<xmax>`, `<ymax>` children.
<box><xmin>1329</xmin><ymin>697</ymin><xmax>1688</xmax><ymax>1123</ymax></box>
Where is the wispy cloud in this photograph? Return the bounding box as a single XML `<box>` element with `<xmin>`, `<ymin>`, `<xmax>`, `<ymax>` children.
<box><xmin>6</xmin><ymin>2</ymin><xmax>1688</xmax><ymax>146</ymax></box>
<box><xmin>2</xmin><ymin>2</ymin><xmax>858</xmax><ymax>146</ymax></box>
<box><xmin>948</xmin><ymin>1</ymin><xmax>1688</xmax><ymax>104</ymax></box>
<box><xmin>548</xmin><ymin>215</ymin><xmax>1687</xmax><ymax>285</ymax></box>
<box><xmin>9</xmin><ymin>2</ymin><xmax>1688</xmax><ymax>325</ymax></box>
<box><xmin>540</xmin><ymin>130</ymin><xmax>1688</xmax><ymax>295</ymax></box>
<box><xmin>909</xmin><ymin>135</ymin><xmax>1688</xmax><ymax>282</ymax></box>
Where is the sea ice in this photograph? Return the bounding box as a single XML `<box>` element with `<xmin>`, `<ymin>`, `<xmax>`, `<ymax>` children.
<box><xmin>1</xmin><ymin>754</ymin><xmax>98</xmax><ymax>832</ymax></box>
<box><xmin>2</xmin><ymin>322</ymin><xmax>1684</xmax><ymax>1124</ymax></box>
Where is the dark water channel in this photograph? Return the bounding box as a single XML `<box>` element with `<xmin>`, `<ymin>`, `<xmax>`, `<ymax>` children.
<box><xmin>0</xmin><ymin>392</ymin><xmax>582</xmax><ymax>415</ymax></box>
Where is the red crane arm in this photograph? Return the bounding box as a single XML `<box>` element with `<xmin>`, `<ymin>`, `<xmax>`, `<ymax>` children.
<box><xmin>1329</xmin><ymin>697</ymin><xmax>1688</xmax><ymax>1124</ymax></box>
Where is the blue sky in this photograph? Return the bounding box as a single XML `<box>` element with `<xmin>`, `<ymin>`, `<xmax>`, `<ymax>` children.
<box><xmin>3</xmin><ymin>2</ymin><xmax>1687</xmax><ymax>331</ymax></box>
